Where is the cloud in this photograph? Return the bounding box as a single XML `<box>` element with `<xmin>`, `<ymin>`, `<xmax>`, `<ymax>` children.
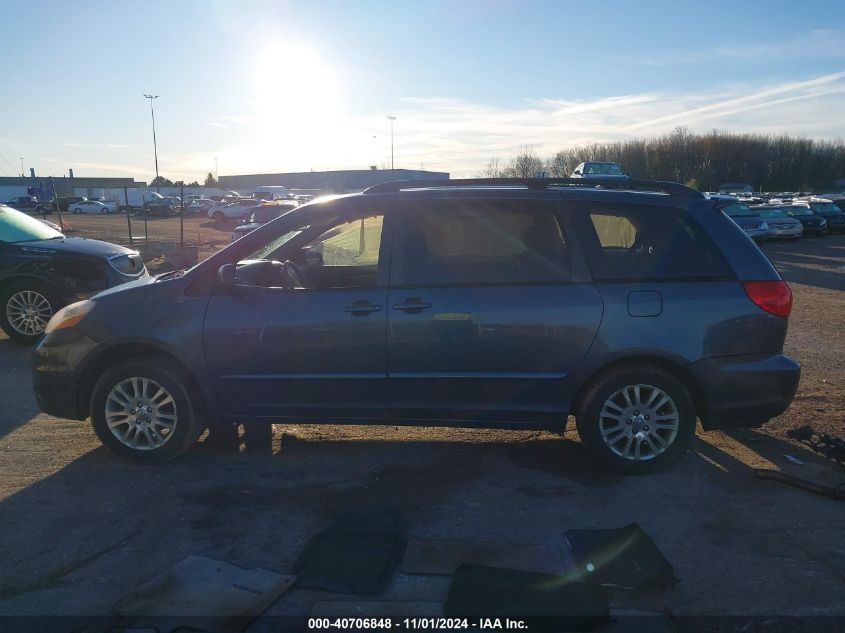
<box><xmin>206</xmin><ymin>122</ymin><xmax>227</xmax><ymax>128</ymax></box>
<box><xmin>33</xmin><ymin>70</ymin><xmax>845</xmax><ymax>181</ymax></box>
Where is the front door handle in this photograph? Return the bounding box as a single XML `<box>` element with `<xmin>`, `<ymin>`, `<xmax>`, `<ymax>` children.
<box><xmin>392</xmin><ymin>297</ymin><xmax>432</xmax><ymax>314</ymax></box>
<box><xmin>344</xmin><ymin>300</ymin><xmax>382</xmax><ymax>316</ymax></box>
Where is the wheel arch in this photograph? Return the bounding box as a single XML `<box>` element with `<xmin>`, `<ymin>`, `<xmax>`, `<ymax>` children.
<box><xmin>571</xmin><ymin>355</ymin><xmax>708</xmax><ymax>422</ymax></box>
<box><xmin>77</xmin><ymin>341</ymin><xmax>206</xmax><ymax>421</ymax></box>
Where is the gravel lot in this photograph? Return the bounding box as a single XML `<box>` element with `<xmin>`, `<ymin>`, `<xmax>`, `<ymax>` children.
<box><xmin>0</xmin><ymin>224</ymin><xmax>843</xmax><ymax>628</ymax></box>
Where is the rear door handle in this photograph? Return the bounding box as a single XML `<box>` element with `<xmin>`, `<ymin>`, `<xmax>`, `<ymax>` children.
<box><xmin>392</xmin><ymin>298</ymin><xmax>432</xmax><ymax>314</ymax></box>
<box><xmin>344</xmin><ymin>300</ymin><xmax>382</xmax><ymax>316</ymax></box>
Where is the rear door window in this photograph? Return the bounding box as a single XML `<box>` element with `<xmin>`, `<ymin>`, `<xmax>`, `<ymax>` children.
<box><xmin>398</xmin><ymin>199</ymin><xmax>569</xmax><ymax>286</ymax></box>
<box><xmin>577</xmin><ymin>204</ymin><xmax>733</xmax><ymax>281</ymax></box>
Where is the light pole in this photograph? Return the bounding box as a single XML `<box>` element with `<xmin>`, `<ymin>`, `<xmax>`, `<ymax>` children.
<box><xmin>143</xmin><ymin>94</ymin><xmax>160</xmax><ymax>192</ymax></box>
<box><xmin>386</xmin><ymin>115</ymin><xmax>396</xmax><ymax>170</ymax></box>
<box><xmin>214</xmin><ymin>157</ymin><xmax>218</xmax><ymax>182</ymax></box>
<box><xmin>19</xmin><ymin>157</ymin><xmax>24</xmax><ymax>178</ymax></box>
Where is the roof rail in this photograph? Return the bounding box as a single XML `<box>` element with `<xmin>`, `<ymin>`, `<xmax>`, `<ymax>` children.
<box><xmin>362</xmin><ymin>177</ymin><xmax>704</xmax><ymax>199</ymax></box>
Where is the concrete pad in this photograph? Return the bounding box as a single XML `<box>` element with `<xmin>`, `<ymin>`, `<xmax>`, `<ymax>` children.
<box><xmin>114</xmin><ymin>555</ymin><xmax>295</xmax><ymax>630</ymax></box>
<box><xmin>401</xmin><ymin>539</ymin><xmax>565</xmax><ymax>576</ymax></box>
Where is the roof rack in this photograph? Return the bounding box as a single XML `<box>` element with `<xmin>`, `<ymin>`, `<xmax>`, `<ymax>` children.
<box><xmin>363</xmin><ymin>177</ymin><xmax>704</xmax><ymax>199</ymax></box>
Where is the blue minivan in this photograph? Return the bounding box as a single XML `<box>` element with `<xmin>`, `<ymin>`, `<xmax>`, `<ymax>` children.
<box><xmin>32</xmin><ymin>178</ymin><xmax>800</xmax><ymax>473</ymax></box>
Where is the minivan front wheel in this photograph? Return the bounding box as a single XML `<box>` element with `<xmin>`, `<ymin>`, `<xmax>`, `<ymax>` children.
<box><xmin>576</xmin><ymin>365</ymin><xmax>695</xmax><ymax>474</ymax></box>
<box><xmin>90</xmin><ymin>358</ymin><xmax>204</xmax><ymax>463</ymax></box>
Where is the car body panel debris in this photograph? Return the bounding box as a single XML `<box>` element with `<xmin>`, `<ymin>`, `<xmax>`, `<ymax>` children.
<box><xmin>114</xmin><ymin>555</ymin><xmax>294</xmax><ymax>630</ymax></box>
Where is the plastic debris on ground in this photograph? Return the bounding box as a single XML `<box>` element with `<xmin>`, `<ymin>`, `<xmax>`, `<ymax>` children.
<box><xmin>564</xmin><ymin>523</ymin><xmax>676</xmax><ymax>590</ymax></box>
<box><xmin>292</xmin><ymin>509</ymin><xmax>405</xmax><ymax>595</ymax></box>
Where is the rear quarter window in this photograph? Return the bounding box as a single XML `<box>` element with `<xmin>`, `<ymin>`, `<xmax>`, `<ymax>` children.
<box><xmin>577</xmin><ymin>204</ymin><xmax>734</xmax><ymax>281</ymax></box>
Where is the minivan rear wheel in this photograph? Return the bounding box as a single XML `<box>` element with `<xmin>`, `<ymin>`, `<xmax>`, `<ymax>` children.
<box><xmin>90</xmin><ymin>358</ymin><xmax>204</xmax><ymax>463</ymax></box>
<box><xmin>576</xmin><ymin>364</ymin><xmax>695</xmax><ymax>474</ymax></box>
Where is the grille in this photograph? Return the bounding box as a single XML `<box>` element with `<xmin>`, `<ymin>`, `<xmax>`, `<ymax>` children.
<box><xmin>109</xmin><ymin>253</ymin><xmax>146</xmax><ymax>276</ymax></box>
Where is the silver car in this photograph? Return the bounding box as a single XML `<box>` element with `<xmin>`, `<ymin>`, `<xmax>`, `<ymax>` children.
<box><xmin>754</xmin><ymin>207</ymin><xmax>803</xmax><ymax>240</ymax></box>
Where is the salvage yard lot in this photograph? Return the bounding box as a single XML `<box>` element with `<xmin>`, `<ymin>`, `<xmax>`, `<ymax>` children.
<box><xmin>0</xmin><ymin>230</ymin><xmax>844</xmax><ymax>626</ymax></box>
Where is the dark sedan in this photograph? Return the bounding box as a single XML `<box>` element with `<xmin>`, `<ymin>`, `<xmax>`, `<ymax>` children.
<box><xmin>782</xmin><ymin>206</ymin><xmax>827</xmax><ymax>236</ymax></box>
<box><xmin>0</xmin><ymin>205</ymin><xmax>148</xmax><ymax>342</ymax></box>
<box><xmin>803</xmin><ymin>201</ymin><xmax>845</xmax><ymax>234</ymax></box>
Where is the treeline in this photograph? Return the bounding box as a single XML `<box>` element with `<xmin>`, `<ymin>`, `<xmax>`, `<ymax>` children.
<box><xmin>482</xmin><ymin>127</ymin><xmax>845</xmax><ymax>192</ymax></box>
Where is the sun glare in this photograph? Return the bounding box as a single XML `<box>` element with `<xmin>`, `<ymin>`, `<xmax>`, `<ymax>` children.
<box><xmin>253</xmin><ymin>43</ymin><xmax>341</xmax><ymax>148</ymax></box>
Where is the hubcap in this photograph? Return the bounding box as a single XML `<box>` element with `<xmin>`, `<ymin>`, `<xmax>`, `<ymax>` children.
<box><xmin>6</xmin><ymin>290</ymin><xmax>52</xmax><ymax>336</ymax></box>
<box><xmin>598</xmin><ymin>384</ymin><xmax>679</xmax><ymax>461</ymax></box>
<box><xmin>105</xmin><ymin>377</ymin><xmax>178</xmax><ymax>450</ymax></box>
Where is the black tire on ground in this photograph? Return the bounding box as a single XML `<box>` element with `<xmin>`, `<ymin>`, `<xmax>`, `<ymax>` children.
<box><xmin>575</xmin><ymin>363</ymin><xmax>696</xmax><ymax>475</ymax></box>
<box><xmin>90</xmin><ymin>357</ymin><xmax>205</xmax><ymax>463</ymax></box>
<box><xmin>212</xmin><ymin>211</ymin><xmax>225</xmax><ymax>222</ymax></box>
<box><xmin>0</xmin><ymin>280</ymin><xmax>60</xmax><ymax>343</ymax></box>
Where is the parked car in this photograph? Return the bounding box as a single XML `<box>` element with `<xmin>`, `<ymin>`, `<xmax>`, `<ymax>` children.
<box><xmin>187</xmin><ymin>198</ymin><xmax>215</xmax><ymax>215</ymax></box>
<box><xmin>6</xmin><ymin>195</ymin><xmax>45</xmax><ymax>214</ymax></box>
<box><xmin>142</xmin><ymin>196</ymin><xmax>180</xmax><ymax>217</ymax></box>
<box><xmin>570</xmin><ymin>162</ymin><xmax>628</xmax><ymax>180</ymax></box>
<box><xmin>209</xmin><ymin>198</ymin><xmax>261</xmax><ymax>222</ymax></box>
<box><xmin>712</xmin><ymin>197</ymin><xmax>770</xmax><ymax>244</ymax></box>
<box><xmin>49</xmin><ymin>196</ymin><xmax>86</xmax><ymax>212</ymax></box>
<box><xmin>32</xmin><ymin>178</ymin><xmax>799</xmax><ymax>473</ymax></box>
<box><xmin>230</xmin><ymin>202</ymin><xmax>298</xmax><ymax>242</ymax></box>
<box><xmin>793</xmin><ymin>199</ymin><xmax>845</xmax><ymax>233</ymax></box>
<box><xmin>0</xmin><ymin>205</ymin><xmax>146</xmax><ymax>342</ymax></box>
<box><xmin>70</xmin><ymin>200</ymin><xmax>118</xmax><ymax>214</ymax></box>
<box><xmin>780</xmin><ymin>205</ymin><xmax>827</xmax><ymax>236</ymax></box>
<box><xmin>751</xmin><ymin>207</ymin><xmax>803</xmax><ymax>240</ymax></box>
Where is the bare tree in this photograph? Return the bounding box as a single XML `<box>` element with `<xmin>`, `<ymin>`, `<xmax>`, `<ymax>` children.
<box><xmin>480</xmin><ymin>157</ymin><xmax>502</xmax><ymax>178</ymax></box>
<box><xmin>502</xmin><ymin>145</ymin><xmax>544</xmax><ymax>178</ymax></box>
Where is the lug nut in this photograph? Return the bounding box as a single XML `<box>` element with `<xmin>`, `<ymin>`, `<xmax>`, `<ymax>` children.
<box><xmin>626</xmin><ymin>419</ymin><xmax>632</xmax><ymax>425</ymax></box>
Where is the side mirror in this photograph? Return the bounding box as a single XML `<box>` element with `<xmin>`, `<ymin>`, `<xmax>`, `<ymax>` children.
<box><xmin>305</xmin><ymin>250</ymin><xmax>324</xmax><ymax>268</ymax></box>
<box><xmin>217</xmin><ymin>263</ymin><xmax>236</xmax><ymax>292</ymax></box>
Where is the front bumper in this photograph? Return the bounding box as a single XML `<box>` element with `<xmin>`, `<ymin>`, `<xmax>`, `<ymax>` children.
<box><xmin>767</xmin><ymin>225</ymin><xmax>803</xmax><ymax>239</ymax></box>
<box><xmin>32</xmin><ymin>328</ymin><xmax>99</xmax><ymax>420</ymax></box>
<box><xmin>688</xmin><ymin>352</ymin><xmax>800</xmax><ymax>430</ymax></box>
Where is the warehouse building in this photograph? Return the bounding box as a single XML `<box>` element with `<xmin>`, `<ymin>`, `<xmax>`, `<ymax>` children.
<box><xmin>218</xmin><ymin>168</ymin><xmax>449</xmax><ymax>194</ymax></box>
<box><xmin>0</xmin><ymin>173</ymin><xmax>146</xmax><ymax>203</ymax></box>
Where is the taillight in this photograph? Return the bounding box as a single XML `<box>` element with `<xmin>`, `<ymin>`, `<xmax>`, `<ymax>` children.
<box><xmin>742</xmin><ymin>280</ymin><xmax>792</xmax><ymax>317</ymax></box>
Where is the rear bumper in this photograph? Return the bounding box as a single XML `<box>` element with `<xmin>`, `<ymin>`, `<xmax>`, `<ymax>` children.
<box><xmin>688</xmin><ymin>352</ymin><xmax>800</xmax><ymax>430</ymax></box>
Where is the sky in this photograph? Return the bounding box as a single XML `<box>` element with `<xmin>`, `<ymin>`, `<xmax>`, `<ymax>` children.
<box><xmin>1</xmin><ymin>0</ymin><xmax>844</xmax><ymax>183</ymax></box>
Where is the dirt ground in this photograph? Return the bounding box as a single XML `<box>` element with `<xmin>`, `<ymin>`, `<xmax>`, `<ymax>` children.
<box><xmin>0</xmin><ymin>226</ymin><xmax>844</xmax><ymax>629</ymax></box>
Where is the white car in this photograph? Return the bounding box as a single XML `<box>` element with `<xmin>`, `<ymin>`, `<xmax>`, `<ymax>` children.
<box><xmin>208</xmin><ymin>198</ymin><xmax>262</xmax><ymax>222</ymax></box>
<box><xmin>69</xmin><ymin>200</ymin><xmax>118</xmax><ymax>214</ymax></box>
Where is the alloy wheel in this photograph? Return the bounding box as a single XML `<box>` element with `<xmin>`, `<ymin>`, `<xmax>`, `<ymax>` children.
<box><xmin>598</xmin><ymin>384</ymin><xmax>679</xmax><ymax>461</ymax></box>
<box><xmin>6</xmin><ymin>290</ymin><xmax>53</xmax><ymax>336</ymax></box>
<box><xmin>105</xmin><ymin>377</ymin><xmax>178</xmax><ymax>450</ymax></box>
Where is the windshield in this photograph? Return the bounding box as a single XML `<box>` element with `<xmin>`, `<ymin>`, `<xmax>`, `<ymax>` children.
<box><xmin>585</xmin><ymin>162</ymin><xmax>624</xmax><ymax>175</ymax></box>
<box><xmin>0</xmin><ymin>205</ymin><xmax>63</xmax><ymax>242</ymax></box>
<box><xmin>811</xmin><ymin>203</ymin><xmax>843</xmax><ymax>215</ymax></box>
<box><xmin>757</xmin><ymin>209</ymin><xmax>788</xmax><ymax>219</ymax></box>
<box><xmin>723</xmin><ymin>203</ymin><xmax>756</xmax><ymax>217</ymax></box>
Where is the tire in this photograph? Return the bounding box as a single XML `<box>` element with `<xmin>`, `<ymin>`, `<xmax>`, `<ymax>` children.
<box><xmin>212</xmin><ymin>211</ymin><xmax>225</xmax><ymax>222</ymax></box>
<box><xmin>90</xmin><ymin>358</ymin><xmax>205</xmax><ymax>463</ymax></box>
<box><xmin>575</xmin><ymin>364</ymin><xmax>695</xmax><ymax>474</ymax></box>
<box><xmin>0</xmin><ymin>281</ymin><xmax>60</xmax><ymax>343</ymax></box>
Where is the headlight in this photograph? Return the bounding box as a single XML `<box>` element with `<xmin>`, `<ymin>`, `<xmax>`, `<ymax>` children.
<box><xmin>759</xmin><ymin>222</ymin><xmax>769</xmax><ymax>230</ymax></box>
<box><xmin>44</xmin><ymin>300</ymin><xmax>94</xmax><ymax>334</ymax></box>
